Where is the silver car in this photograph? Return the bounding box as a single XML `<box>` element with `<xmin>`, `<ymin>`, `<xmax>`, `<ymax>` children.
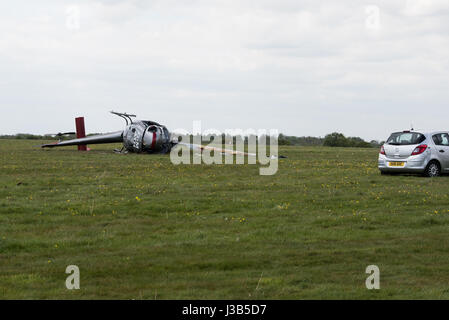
<box><xmin>378</xmin><ymin>131</ymin><xmax>449</xmax><ymax>177</ymax></box>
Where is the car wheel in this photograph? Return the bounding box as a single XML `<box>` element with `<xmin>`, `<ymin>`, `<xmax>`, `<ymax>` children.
<box><xmin>424</xmin><ymin>161</ymin><xmax>441</xmax><ymax>177</ymax></box>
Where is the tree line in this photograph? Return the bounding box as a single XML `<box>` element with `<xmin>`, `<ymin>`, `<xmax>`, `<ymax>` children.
<box><xmin>0</xmin><ymin>132</ymin><xmax>382</xmax><ymax>148</ymax></box>
<box><xmin>279</xmin><ymin>132</ymin><xmax>382</xmax><ymax>148</ymax></box>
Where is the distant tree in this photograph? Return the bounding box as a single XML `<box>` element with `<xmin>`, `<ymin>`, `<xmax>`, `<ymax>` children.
<box><xmin>278</xmin><ymin>134</ymin><xmax>292</xmax><ymax>146</ymax></box>
<box><xmin>323</xmin><ymin>132</ymin><xmax>372</xmax><ymax>148</ymax></box>
<box><xmin>276</xmin><ymin>134</ymin><xmax>324</xmax><ymax>146</ymax></box>
<box><xmin>323</xmin><ymin>132</ymin><xmax>348</xmax><ymax>147</ymax></box>
<box><xmin>0</xmin><ymin>133</ymin><xmax>75</xmax><ymax>140</ymax></box>
<box><xmin>370</xmin><ymin>140</ymin><xmax>381</xmax><ymax>147</ymax></box>
<box><xmin>346</xmin><ymin>136</ymin><xmax>371</xmax><ymax>148</ymax></box>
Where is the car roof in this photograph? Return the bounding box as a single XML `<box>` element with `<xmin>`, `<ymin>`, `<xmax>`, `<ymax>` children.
<box><xmin>391</xmin><ymin>131</ymin><xmax>448</xmax><ymax>135</ymax></box>
<box><xmin>425</xmin><ymin>131</ymin><xmax>449</xmax><ymax>136</ymax></box>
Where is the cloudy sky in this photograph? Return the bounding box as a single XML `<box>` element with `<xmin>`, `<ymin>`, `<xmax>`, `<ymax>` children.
<box><xmin>1</xmin><ymin>0</ymin><xmax>448</xmax><ymax>140</ymax></box>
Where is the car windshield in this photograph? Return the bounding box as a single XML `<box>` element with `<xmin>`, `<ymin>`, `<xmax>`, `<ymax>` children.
<box><xmin>386</xmin><ymin>132</ymin><xmax>426</xmax><ymax>145</ymax></box>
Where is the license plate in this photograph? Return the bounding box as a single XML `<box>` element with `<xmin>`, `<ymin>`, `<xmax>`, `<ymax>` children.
<box><xmin>389</xmin><ymin>162</ymin><xmax>405</xmax><ymax>167</ymax></box>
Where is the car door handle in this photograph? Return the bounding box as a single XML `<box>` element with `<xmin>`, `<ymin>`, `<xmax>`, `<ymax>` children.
<box><xmin>440</xmin><ymin>150</ymin><xmax>445</xmax><ymax>153</ymax></box>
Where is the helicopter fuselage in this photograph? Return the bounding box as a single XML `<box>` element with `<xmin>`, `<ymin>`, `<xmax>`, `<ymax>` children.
<box><xmin>123</xmin><ymin>120</ymin><xmax>172</xmax><ymax>153</ymax></box>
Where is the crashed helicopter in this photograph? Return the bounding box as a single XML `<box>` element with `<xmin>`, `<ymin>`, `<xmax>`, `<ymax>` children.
<box><xmin>41</xmin><ymin>111</ymin><xmax>175</xmax><ymax>154</ymax></box>
<box><xmin>40</xmin><ymin>111</ymin><xmax>284</xmax><ymax>163</ymax></box>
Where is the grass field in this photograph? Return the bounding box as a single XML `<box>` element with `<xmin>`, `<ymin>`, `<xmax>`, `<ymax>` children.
<box><xmin>1</xmin><ymin>139</ymin><xmax>449</xmax><ymax>299</ymax></box>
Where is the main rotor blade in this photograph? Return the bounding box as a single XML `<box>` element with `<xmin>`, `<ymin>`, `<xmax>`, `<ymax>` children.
<box><xmin>41</xmin><ymin>131</ymin><xmax>124</xmax><ymax>148</ymax></box>
<box><xmin>176</xmin><ymin>143</ymin><xmax>284</xmax><ymax>158</ymax></box>
<box><xmin>178</xmin><ymin>142</ymin><xmax>257</xmax><ymax>156</ymax></box>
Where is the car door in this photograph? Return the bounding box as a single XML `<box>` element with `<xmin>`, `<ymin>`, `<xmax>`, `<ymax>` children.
<box><xmin>432</xmin><ymin>133</ymin><xmax>449</xmax><ymax>171</ymax></box>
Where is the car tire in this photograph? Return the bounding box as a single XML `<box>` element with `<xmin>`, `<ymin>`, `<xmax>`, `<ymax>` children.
<box><xmin>424</xmin><ymin>161</ymin><xmax>441</xmax><ymax>178</ymax></box>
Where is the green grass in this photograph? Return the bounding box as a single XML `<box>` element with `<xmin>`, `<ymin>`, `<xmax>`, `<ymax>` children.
<box><xmin>1</xmin><ymin>139</ymin><xmax>449</xmax><ymax>299</ymax></box>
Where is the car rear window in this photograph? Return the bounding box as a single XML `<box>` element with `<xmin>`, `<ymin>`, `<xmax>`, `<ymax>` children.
<box><xmin>386</xmin><ymin>132</ymin><xmax>426</xmax><ymax>145</ymax></box>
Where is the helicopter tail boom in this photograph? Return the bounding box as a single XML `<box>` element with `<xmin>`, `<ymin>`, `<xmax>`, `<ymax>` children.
<box><xmin>41</xmin><ymin>131</ymin><xmax>124</xmax><ymax>148</ymax></box>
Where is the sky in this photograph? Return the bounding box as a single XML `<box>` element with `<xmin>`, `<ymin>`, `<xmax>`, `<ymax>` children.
<box><xmin>0</xmin><ymin>0</ymin><xmax>448</xmax><ymax>141</ymax></box>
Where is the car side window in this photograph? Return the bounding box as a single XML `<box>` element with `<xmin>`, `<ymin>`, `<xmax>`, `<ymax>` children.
<box><xmin>441</xmin><ymin>134</ymin><xmax>449</xmax><ymax>146</ymax></box>
<box><xmin>433</xmin><ymin>134</ymin><xmax>449</xmax><ymax>146</ymax></box>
